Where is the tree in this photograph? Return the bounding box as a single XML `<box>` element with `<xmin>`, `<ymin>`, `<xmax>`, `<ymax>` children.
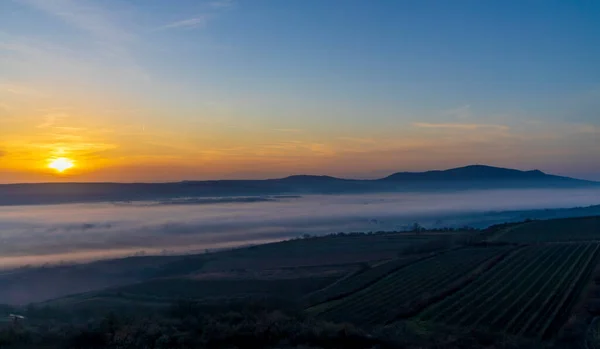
<box><xmin>411</xmin><ymin>223</ymin><xmax>424</xmax><ymax>233</ymax></box>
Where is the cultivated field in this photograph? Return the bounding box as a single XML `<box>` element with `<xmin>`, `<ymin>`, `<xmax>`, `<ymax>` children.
<box><xmin>310</xmin><ymin>247</ymin><xmax>509</xmax><ymax>326</ymax></box>
<box><xmin>202</xmin><ymin>231</ymin><xmax>466</xmax><ymax>271</ymax></box>
<box><xmin>103</xmin><ymin>277</ymin><xmax>339</xmax><ymax>302</ymax></box>
<box><xmin>303</xmin><ymin>253</ymin><xmax>435</xmax><ymax>307</ymax></box>
<box><xmin>10</xmin><ymin>216</ymin><xmax>600</xmax><ymax>346</ymax></box>
<box><xmin>416</xmin><ymin>243</ymin><xmax>600</xmax><ymax>339</ymax></box>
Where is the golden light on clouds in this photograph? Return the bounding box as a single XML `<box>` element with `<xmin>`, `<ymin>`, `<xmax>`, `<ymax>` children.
<box><xmin>48</xmin><ymin>157</ymin><xmax>75</xmax><ymax>173</ymax></box>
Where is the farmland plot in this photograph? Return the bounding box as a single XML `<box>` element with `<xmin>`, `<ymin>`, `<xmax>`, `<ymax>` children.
<box><xmin>304</xmin><ymin>253</ymin><xmax>435</xmax><ymax>307</ymax></box>
<box><xmin>311</xmin><ymin>247</ymin><xmax>509</xmax><ymax>326</ymax></box>
<box><xmin>494</xmin><ymin>216</ymin><xmax>600</xmax><ymax>243</ymax></box>
<box><xmin>417</xmin><ymin>243</ymin><xmax>600</xmax><ymax>339</ymax></box>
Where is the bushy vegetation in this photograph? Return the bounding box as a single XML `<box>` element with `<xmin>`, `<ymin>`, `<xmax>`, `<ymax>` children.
<box><xmin>0</xmin><ymin>301</ymin><xmax>558</xmax><ymax>349</ymax></box>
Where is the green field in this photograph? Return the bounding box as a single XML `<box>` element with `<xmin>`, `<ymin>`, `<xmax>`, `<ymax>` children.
<box><xmin>494</xmin><ymin>216</ymin><xmax>600</xmax><ymax>243</ymax></box>
<box><xmin>417</xmin><ymin>243</ymin><xmax>600</xmax><ymax>339</ymax></box>
<box><xmin>310</xmin><ymin>247</ymin><xmax>509</xmax><ymax>326</ymax></box>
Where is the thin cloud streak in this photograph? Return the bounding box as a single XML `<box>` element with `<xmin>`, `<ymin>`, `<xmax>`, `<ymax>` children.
<box><xmin>37</xmin><ymin>112</ymin><xmax>69</xmax><ymax>129</ymax></box>
<box><xmin>158</xmin><ymin>0</ymin><xmax>234</xmax><ymax>30</ymax></box>
<box><xmin>160</xmin><ymin>16</ymin><xmax>209</xmax><ymax>30</ymax></box>
<box><xmin>412</xmin><ymin>122</ymin><xmax>509</xmax><ymax>131</ymax></box>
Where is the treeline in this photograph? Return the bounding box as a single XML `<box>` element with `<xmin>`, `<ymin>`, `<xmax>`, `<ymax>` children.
<box><xmin>295</xmin><ymin>225</ymin><xmax>479</xmax><ymax>240</ymax></box>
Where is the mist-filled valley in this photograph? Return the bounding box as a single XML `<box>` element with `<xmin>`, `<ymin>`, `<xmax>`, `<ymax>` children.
<box><xmin>2</xmin><ymin>188</ymin><xmax>600</xmax><ymax>269</ymax></box>
<box><xmin>3</xmin><ymin>0</ymin><xmax>600</xmax><ymax>347</ymax></box>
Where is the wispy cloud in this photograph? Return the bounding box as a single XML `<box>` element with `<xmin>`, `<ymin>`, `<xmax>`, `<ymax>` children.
<box><xmin>18</xmin><ymin>0</ymin><xmax>133</xmax><ymax>44</ymax></box>
<box><xmin>15</xmin><ymin>0</ymin><xmax>148</xmax><ymax>82</ymax></box>
<box><xmin>274</xmin><ymin>128</ymin><xmax>304</xmax><ymax>134</ymax></box>
<box><xmin>412</xmin><ymin>122</ymin><xmax>509</xmax><ymax>131</ymax></box>
<box><xmin>160</xmin><ymin>16</ymin><xmax>209</xmax><ymax>30</ymax></box>
<box><xmin>158</xmin><ymin>0</ymin><xmax>235</xmax><ymax>31</ymax></box>
<box><xmin>37</xmin><ymin>112</ymin><xmax>69</xmax><ymax>128</ymax></box>
<box><xmin>0</xmin><ymin>82</ymin><xmax>44</xmax><ymax>96</ymax></box>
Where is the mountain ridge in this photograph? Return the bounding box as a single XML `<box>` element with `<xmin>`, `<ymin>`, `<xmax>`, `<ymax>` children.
<box><xmin>0</xmin><ymin>165</ymin><xmax>597</xmax><ymax>206</ymax></box>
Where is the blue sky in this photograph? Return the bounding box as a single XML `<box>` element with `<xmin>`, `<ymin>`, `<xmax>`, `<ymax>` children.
<box><xmin>0</xmin><ymin>0</ymin><xmax>599</xmax><ymax>182</ymax></box>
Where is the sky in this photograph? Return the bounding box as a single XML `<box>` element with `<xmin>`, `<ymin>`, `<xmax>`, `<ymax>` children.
<box><xmin>0</xmin><ymin>0</ymin><xmax>599</xmax><ymax>183</ymax></box>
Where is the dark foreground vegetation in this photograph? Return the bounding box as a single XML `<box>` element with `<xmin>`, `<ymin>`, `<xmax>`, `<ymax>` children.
<box><xmin>0</xmin><ymin>300</ymin><xmax>576</xmax><ymax>349</ymax></box>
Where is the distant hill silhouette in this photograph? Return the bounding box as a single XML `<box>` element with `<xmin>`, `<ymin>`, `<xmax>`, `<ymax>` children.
<box><xmin>0</xmin><ymin>165</ymin><xmax>597</xmax><ymax>206</ymax></box>
<box><xmin>382</xmin><ymin>165</ymin><xmax>567</xmax><ymax>181</ymax></box>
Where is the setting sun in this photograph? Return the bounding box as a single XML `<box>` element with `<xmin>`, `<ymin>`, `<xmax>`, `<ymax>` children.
<box><xmin>48</xmin><ymin>158</ymin><xmax>75</xmax><ymax>173</ymax></box>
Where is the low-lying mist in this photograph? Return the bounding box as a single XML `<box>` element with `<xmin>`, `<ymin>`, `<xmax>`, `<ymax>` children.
<box><xmin>2</xmin><ymin>188</ymin><xmax>600</xmax><ymax>269</ymax></box>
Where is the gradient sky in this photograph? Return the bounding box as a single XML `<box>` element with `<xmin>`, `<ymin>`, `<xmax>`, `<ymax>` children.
<box><xmin>1</xmin><ymin>0</ymin><xmax>599</xmax><ymax>183</ymax></box>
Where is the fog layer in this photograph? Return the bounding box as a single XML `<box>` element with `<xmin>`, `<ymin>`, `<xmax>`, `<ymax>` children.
<box><xmin>2</xmin><ymin>188</ymin><xmax>600</xmax><ymax>268</ymax></box>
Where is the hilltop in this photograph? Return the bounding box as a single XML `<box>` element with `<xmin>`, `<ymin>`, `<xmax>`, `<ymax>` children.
<box><xmin>383</xmin><ymin>164</ymin><xmax>554</xmax><ymax>181</ymax></box>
